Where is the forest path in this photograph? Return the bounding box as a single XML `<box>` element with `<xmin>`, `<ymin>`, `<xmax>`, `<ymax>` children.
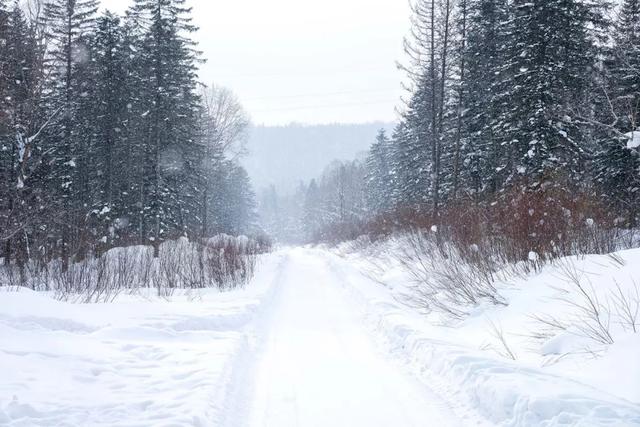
<box><xmin>244</xmin><ymin>247</ymin><xmax>463</xmax><ymax>427</ymax></box>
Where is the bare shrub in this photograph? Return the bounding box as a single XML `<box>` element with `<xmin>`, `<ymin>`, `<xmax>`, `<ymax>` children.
<box><xmin>110</xmin><ymin>248</ymin><xmax>138</xmax><ymax>291</ymax></box>
<box><xmin>137</xmin><ymin>248</ymin><xmax>155</xmax><ymax>290</ymax></box>
<box><xmin>611</xmin><ymin>280</ymin><xmax>640</xmax><ymax>333</ymax></box>
<box><xmin>203</xmin><ymin>235</ymin><xmax>259</xmax><ymax>289</ymax></box>
<box><xmin>328</xmin><ymin>181</ymin><xmax>632</xmax><ymax>267</ymax></box>
<box><xmin>483</xmin><ymin>319</ymin><xmax>517</xmax><ymax>360</ymax></box>
<box><xmin>0</xmin><ymin>235</ymin><xmax>268</xmax><ymax>302</ymax></box>
<box><xmin>397</xmin><ymin>229</ymin><xmax>506</xmax><ymax>319</ymax></box>
<box><xmin>157</xmin><ymin>240</ymin><xmax>184</xmax><ymax>293</ymax></box>
<box><xmin>531</xmin><ymin>258</ymin><xmax>615</xmax><ymax>346</ymax></box>
<box><xmin>180</xmin><ymin>243</ymin><xmax>206</xmax><ymax>289</ymax></box>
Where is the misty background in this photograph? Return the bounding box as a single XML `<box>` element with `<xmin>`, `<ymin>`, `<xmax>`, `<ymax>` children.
<box><xmin>242</xmin><ymin>122</ymin><xmax>394</xmax><ymax>194</ymax></box>
<box><xmin>101</xmin><ymin>0</ymin><xmax>407</xmax><ymax>202</ymax></box>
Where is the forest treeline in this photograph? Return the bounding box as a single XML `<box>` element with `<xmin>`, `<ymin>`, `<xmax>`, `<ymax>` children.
<box><xmin>365</xmin><ymin>0</ymin><xmax>639</xmax><ymax>224</ymax></box>
<box><xmin>262</xmin><ymin>0</ymin><xmax>639</xmax><ymax>259</ymax></box>
<box><xmin>0</xmin><ymin>0</ymin><xmax>257</xmax><ymax>270</ymax></box>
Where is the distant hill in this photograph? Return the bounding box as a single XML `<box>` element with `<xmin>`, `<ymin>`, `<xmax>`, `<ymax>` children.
<box><xmin>243</xmin><ymin>122</ymin><xmax>394</xmax><ymax>194</ymax></box>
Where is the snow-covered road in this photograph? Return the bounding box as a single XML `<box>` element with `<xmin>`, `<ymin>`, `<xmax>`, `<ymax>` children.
<box><xmin>2</xmin><ymin>247</ymin><xmax>639</xmax><ymax>426</ymax></box>
<box><xmin>245</xmin><ymin>249</ymin><xmax>462</xmax><ymax>427</ymax></box>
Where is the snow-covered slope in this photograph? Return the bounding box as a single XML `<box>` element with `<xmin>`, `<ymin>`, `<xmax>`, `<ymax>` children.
<box><xmin>331</xmin><ymin>243</ymin><xmax>640</xmax><ymax>426</ymax></box>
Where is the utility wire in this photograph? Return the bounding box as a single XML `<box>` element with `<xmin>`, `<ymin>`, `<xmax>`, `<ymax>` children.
<box><xmin>244</xmin><ymin>88</ymin><xmax>400</xmax><ymax>102</ymax></box>
<box><xmin>251</xmin><ymin>98</ymin><xmax>398</xmax><ymax>113</ymax></box>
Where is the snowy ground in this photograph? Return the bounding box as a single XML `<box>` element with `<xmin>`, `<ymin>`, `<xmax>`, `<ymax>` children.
<box><xmin>1</xmin><ymin>247</ymin><xmax>640</xmax><ymax>426</ymax></box>
<box><xmin>332</xmin><ymin>241</ymin><xmax>640</xmax><ymax>426</ymax></box>
<box><xmin>0</xmin><ymin>252</ymin><xmax>286</xmax><ymax>426</ymax></box>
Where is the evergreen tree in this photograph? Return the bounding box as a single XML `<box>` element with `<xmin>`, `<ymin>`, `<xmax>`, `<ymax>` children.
<box><xmin>0</xmin><ymin>4</ymin><xmax>47</xmax><ymax>265</ymax></box>
<box><xmin>395</xmin><ymin>0</ymin><xmax>457</xmax><ymax>215</ymax></box>
<box><xmin>460</xmin><ymin>0</ymin><xmax>510</xmax><ymax>199</ymax></box>
<box><xmin>610</xmin><ymin>0</ymin><xmax>640</xmax><ymax>132</ymax></box>
<box><xmin>504</xmin><ymin>0</ymin><xmax>605</xmax><ymax>189</ymax></box>
<box><xmin>258</xmin><ymin>185</ymin><xmax>283</xmax><ymax>240</ymax></box>
<box><xmin>365</xmin><ymin>129</ymin><xmax>394</xmax><ymax>213</ymax></box>
<box><xmin>221</xmin><ymin>163</ymin><xmax>256</xmax><ymax>236</ymax></box>
<box><xmin>303</xmin><ymin>179</ymin><xmax>322</xmax><ymax>239</ymax></box>
<box><xmin>594</xmin><ymin>0</ymin><xmax>640</xmax><ymax>225</ymax></box>
<box><xmin>42</xmin><ymin>0</ymin><xmax>99</xmax><ymax>267</ymax></box>
<box><xmin>0</xmin><ymin>0</ymin><xmax>8</xmax><ymax>124</ymax></box>
<box><xmin>89</xmin><ymin>12</ymin><xmax>133</xmax><ymax>244</ymax></box>
<box><xmin>0</xmin><ymin>0</ymin><xmax>260</xmax><ymax>270</ymax></box>
<box><xmin>394</xmin><ymin>77</ymin><xmax>436</xmax><ymax>209</ymax></box>
<box><xmin>128</xmin><ymin>0</ymin><xmax>202</xmax><ymax>253</ymax></box>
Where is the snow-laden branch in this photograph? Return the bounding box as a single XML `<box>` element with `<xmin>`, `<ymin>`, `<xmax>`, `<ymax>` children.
<box><xmin>16</xmin><ymin>107</ymin><xmax>62</xmax><ymax>189</ymax></box>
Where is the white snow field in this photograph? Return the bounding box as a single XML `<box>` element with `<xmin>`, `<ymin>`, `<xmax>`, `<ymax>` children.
<box><xmin>1</xmin><ymin>247</ymin><xmax>640</xmax><ymax>426</ymax></box>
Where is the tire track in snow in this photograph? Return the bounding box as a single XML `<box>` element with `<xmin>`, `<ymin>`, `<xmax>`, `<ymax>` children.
<box><xmin>215</xmin><ymin>252</ymin><xmax>291</xmax><ymax>427</ymax></box>
<box><xmin>241</xmin><ymin>247</ymin><xmax>463</xmax><ymax>427</ymax></box>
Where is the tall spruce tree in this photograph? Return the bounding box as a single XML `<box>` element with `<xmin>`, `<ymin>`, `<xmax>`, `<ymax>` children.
<box><xmin>610</xmin><ymin>0</ymin><xmax>640</xmax><ymax>132</ymax></box>
<box><xmin>398</xmin><ymin>0</ymin><xmax>455</xmax><ymax>215</ymax></box>
<box><xmin>504</xmin><ymin>0</ymin><xmax>605</xmax><ymax>190</ymax></box>
<box><xmin>219</xmin><ymin>163</ymin><xmax>256</xmax><ymax>236</ymax></box>
<box><xmin>42</xmin><ymin>0</ymin><xmax>99</xmax><ymax>268</ymax></box>
<box><xmin>594</xmin><ymin>0</ymin><xmax>640</xmax><ymax>225</ymax></box>
<box><xmin>460</xmin><ymin>0</ymin><xmax>510</xmax><ymax>200</ymax></box>
<box><xmin>395</xmin><ymin>68</ymin><xmax>441</xmax><ymax>210</ymax></box>
<box><xmin>89</xmin><ymin>12</ymin><xmax>133</xmax><ymax>244</ymax></box>
<box><xmin>128</xmin><ymin>0</ymin><xmax>202</xmax><ymax>254</ymax></box>
<box><xmin>1</xmin><ymin>4</ymin><xmax>47</xmax><ymax>266</ymax></box>
<box><xmin>365</xmin><ymin>129</ymin><xmax>394</xmax><ymax>214</ymax></box>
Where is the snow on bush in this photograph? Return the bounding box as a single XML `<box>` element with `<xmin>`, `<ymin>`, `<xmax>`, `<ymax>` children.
<box><xmin>0</xmin><ymin>235</ymin><xmax>271</xmax><ymax>302</ymax></box>
<box><xmin>330</xmin><ymin>245</ymin><xmax>640</xmax><ymax>424</ymax></box>
<box><xmin>392</xmin><ymin>230</ymin><xmax>506</xmax><ymax>319</ymax></box>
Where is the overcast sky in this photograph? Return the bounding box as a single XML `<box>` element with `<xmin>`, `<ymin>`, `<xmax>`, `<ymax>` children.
<box><xmin>104</xmin><ymin>0</ymin><xmax>410</xmax><ymax>126</ymax></box>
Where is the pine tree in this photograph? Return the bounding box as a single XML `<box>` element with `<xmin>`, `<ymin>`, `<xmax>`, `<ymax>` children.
<box><xmin>88</xmin><ymin>12</ymin><xmax>133</xmax><ymax>244</ymax></box>
<box><xmin>594</xmin><ymin>0</ymin><xmax>640</xmax><ymax>225</ymax></box>
<box><xmin>365</xmin><ymin>129</ymin><xmax>394</xmax><ymax>214</ymax></box>
<box><xmin>610</xmin><ymin>0</ymin><xmax>640</xmax><ymax>132</ymax></box>
<box><xmin>258</xmin><ymin>185</ymin><xmax>282</xmax><ymax>240</ymax></box>
<box><xmin>303</xmin><ymin>179</ymin><xmax>322</xmax><ymax>239</ymax></box>
<box><xmin>0</xmin><ymin>0</ymin><xmax>11</xmax><ymax>190</ymax></box>
<box><xmin>390</xmin><ymin>119</ymin><xmax>428</xmax><ymax>209</ymax></box>
<box><xmin>222</xmin><ymin>163</ymin><xmax>257</xmax><ymax>235</ymax></box>
<box><xmin>459</xmin><ymin>0</ymin><xmax>510</xmax><ymax>199</ymax></box>
<box><xmin>0</xmin><ymin>4</ymin><xmax>47</xmax><ymax>266</ymax></box>
<box><xmin>450</xmin><ymin>0</ymin><xmax>468</xmax><ymax>201</ymax></box>
<box><xmin>398</xmin><ymin>0</ymin><xmax>455</xmax><ymax>216</ymax></box>
<box><xmin>128</xmin><ymin>0</ymin><xmax>202</xmax><ymax>254</ymax></box>
<box><xmin>0</xmin><ymin>0</ymin><xmax>11</xmax><ymax>203</ymax></box>
<box><xmin>42</xmin><ymin>0</ymin><xmax>99</xmax><ymax>268</ymax></box>
<box><xmin>504</xmin><ymin>0</ymin><xmax>605</xmax><ymax>190</ymax></box>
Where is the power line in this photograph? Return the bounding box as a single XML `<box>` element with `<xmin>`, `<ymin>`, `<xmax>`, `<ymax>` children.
<box><xmin>251</xmin><ymin>99</ymin><xmax>398</xmax><ymax>113</ymax></box>
<box><xmin>244</xmin><ymin>88</ymin><xmax>400</xmax><ymax>102</ymax></box>
<box><xmin>211</xmin><ymin>65</ymin><xmax>396</xmax><ymax>79</ymax></box>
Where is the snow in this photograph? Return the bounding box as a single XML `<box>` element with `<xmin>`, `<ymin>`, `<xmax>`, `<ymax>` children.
<box><xmin>333</xmin><ymin>241</ymin><xmax>640</xmax><ymax>426</ymax></box>
<box><xmin>1</xmin><ymin>246</ymin><xmax>640</xmax><ymax>426</ymax></box>
<box><xmin>244</xmin><ymin>249</ymin><xmax>464</xmax><ymax>427</ymax></box>
<box><xmin>0</xmin><ymin>252</ymin><xmax>286</xmax><ymax>426</ymax></box>
<box><xmin>627</xmin><ymin>130</ymin><xmax>640</xmax><ymax>149</ymax></box>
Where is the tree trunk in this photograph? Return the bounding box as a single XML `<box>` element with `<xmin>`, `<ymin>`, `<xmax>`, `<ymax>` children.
<box><xmin>3</xmin><ymin>239</ymin><xmax>11</xmax><ymax>266</ymax></box>
<box><xmin>452</xmin><ymin>0</ymin><xmax>467</xmax><ymax>201</ymax></box>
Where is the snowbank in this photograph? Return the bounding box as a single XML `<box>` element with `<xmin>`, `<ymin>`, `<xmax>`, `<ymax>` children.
<box><xmin>0</xmin><ymin>235</ymin><xmax>266</xmax><ymax>300</ymax></box>
<box><xmin>626</xmin><ymin>130</ymin><xmax>640</xmax><ymax>150</ymax></box>
<box><xmin>0</xmin><ymin>251</ymin><xmax>286</xmax><ymax>426</ymax></box>
<box><xmin>324</xmin><ymin>245</ymin><xmax>640</xmax><ymax>426</ymax></box>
